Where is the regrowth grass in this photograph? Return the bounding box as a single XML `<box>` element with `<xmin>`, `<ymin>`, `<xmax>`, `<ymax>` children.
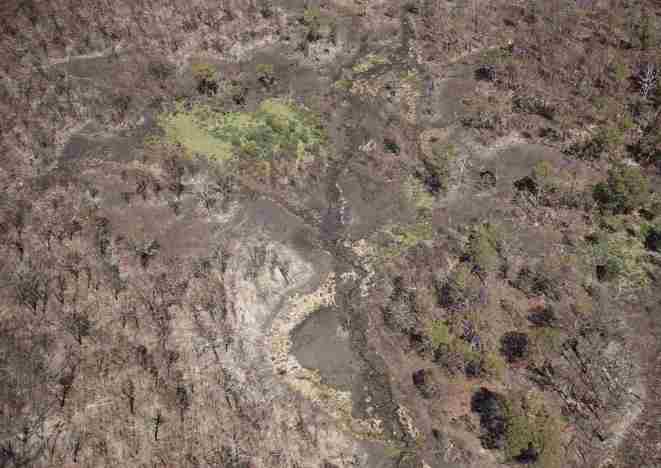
<box><xmin>157</xmin><ymin>99</ymin><xmax>325</xmax><ymax>165</ymax></box>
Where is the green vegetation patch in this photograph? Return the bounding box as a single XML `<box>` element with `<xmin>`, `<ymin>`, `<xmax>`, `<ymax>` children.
<box><xmin>427</xmin><ymin>316</ymin><xmax>505</xmax><ymax>380</ymax></box>
<box><xmin>191</xmin><ymin>62</ymin><xmax>217</xmax><ymax>82</ymax></box>
<box><xmin>593</xmin><ymin>163</ymin><xmax>650</xmax><ymax>214</ymax></box>
<box><xmin>465</xmin><ymin>222</ymin><xmax>504</xmax><ymax>275</ymax></box>
<box><xmin>379</xmin><ymin>220</ymin><xmax>433</xmax><ymax>259</ymax></box>
<box><xmin>587</xmin><ymin>231</ymin><xmax>650</xmax><ymax>291</ymax></box>
<box><xmin>352</xmin><ymin>53</ymin><xmax>391</xmax><ymax>74</ymax></box>
<box><xmin>428</xmin><ymin>320</ymin><xmax>452</xmax><ymax>348</ymax></box>
<box><xmin>157</xmin><ymin>99</ymin><xmax>325</xmax><ymax>164</ymax></box>
<box><xmin>422</xmin><ymin>142</ymin><xmax>456</xmax><ymax>193</ymax></box>
<box><xmin>375</xmin><ymin>176</ymin><xmax>436</xmax><ymax>258</ymax></box>
<box><xmin>641</xmin><ymin>221</ymin><xmax>661</xmax><ymax>252</ymax></box>
<box><xmin>503</xmin><ymin>394</ymin><xmax>564</xmax><ymax>467</ymax></box>
<box><xmin>403</xmin><ymin>175</ymin><xmax>435</xmax><ymax>214</ymax></box>
<box><xmin>158</xmin><ymin>107</ymin><xmax>233</xmax><ymax>162</ymax></box>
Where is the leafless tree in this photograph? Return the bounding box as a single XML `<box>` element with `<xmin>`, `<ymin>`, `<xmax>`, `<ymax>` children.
<box><xmin>152</xmin><ymin>410</ymin><xmax>164</xmax><ymax>441</ymax></box>
<box><xmin>58</xmin><ymin>368</ymin><xmax>76</xmax><ymax>408</ymax></box>
<box><xmin>121</xmin><ymin>379</ymin><xmax>136</xmax><ymax>415</ymax></box>
<box><xmin>637</xmin><ymin>62</ymin><xmax>657</xmax><ymax>99</ymax></box>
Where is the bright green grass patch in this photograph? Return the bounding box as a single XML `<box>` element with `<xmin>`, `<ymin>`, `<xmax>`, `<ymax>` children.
<box><xmin>159</xmin><ymin>108</ymin><xmax>233</xmax><ymax>161</ymax></box>
<box><xmin>352</xmin><ymin>54</ymin><xmax>391</xmax><ymax>74</ymax></box>
<box><xmin>157</xmin><ymin>99</ymin><xmax>325</xmax><ymax>164</ymax></box>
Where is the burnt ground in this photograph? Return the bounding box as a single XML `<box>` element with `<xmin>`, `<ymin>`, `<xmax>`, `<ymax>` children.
<box><xmin>44</xmin><ymin>33</ymin><xmax>649</xmax><ymax>468</ymax></box>
<box><xmin>3</xmin><ymin>1</ymin><xmax>661</xmax><ymax>468</ymax></box>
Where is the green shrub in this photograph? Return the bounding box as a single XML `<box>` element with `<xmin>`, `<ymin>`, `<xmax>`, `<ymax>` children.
<box><xmin>638</xmin><ymin>12</ymin><xmax>657</xmax><ymax>50</ymax></box>
<box><xmin>379</xmin><ymin>220</ymin><xmax>433</xmax><ymax>259</ymax></box>
<box><xmin>352</xmin><ymin>53</ymin><xmax>390</xmax><ymax>74</ymax></box>
<box><xmin>599</xmin><ymin>214</ymin><xmax>628</xmax><ymax>233</ymax></box>
<box><xmin>402</xmin><ymin>175</ymin><xmax>435</xmax><ymax>215</ymax></box>
<box><xmin>422</xmin><ymin>142</ymin><xmax>456</xmax><ymax>193</ymax></box>
<box><xmin>610</xmin><ymin>59</ymin><xmax>630</xmax><ymax>86</ymax></box>
<box><xmin>482</xmin><ymin>351</ymin><xmax>506</xmax><ymax>379</ymax></box>
<box><xmin>384</xmin><ymin>138</ymin><xmax>400</xmax><ymax>154</ymax></box>
<box><xmin>588</xmin><ymin>231</ymin><xmax>649</xmax><ymax>290</ymax></box>
<box><xmin>569</xmin><ymin>125</ymin><xmax>625</xmax><ymax>160</ymax></box>
<box><xmin>593</xmin><ymin>164</ymin><xmax>650</xmax><ymax>214</ymax></box>
<box><xmin>503</xmin><ymin>394</ymin><xmax>563</xmax><ymax>467</ymax></box>
<box><xmin>428</xmin><ymin>322</ymin><xmax>503</xmax><ymax>379</ymax></box>
<box><xmin>191</xmin><ymin>62</ymin><xmax>219</xmax><ymax>95</ymax></box>
<box><xmin>303</xmin><ymin>6</ymin><xmax>321</xmax><ymax>25</ymax></box>
<box><xmin>466</xmin><ymin>222</ymin><xmax>503</xmax><ymax>275</ymax></box>
<box><xmin>642</xmin><ymin>222</ymin><xmax>661</xmax><ymax>252</ymax></box>
<box><xmin>303</xmin><ymin>6</ymin><xmax>322</xmax><ymax>41</ymax></box>
<box><xmin>512</xmin><ymin>264</ymin><xmax>562</xmax><ymax>300</ymax></box>
<box><xmin>428</xmin><ymin>320</ymin><xmax>452</xmax><ymax>348</ymax></box>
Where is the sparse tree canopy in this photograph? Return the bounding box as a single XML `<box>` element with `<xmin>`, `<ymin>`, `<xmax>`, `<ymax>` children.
<box><xmin>593</xmin><ymin>163</ymin><xmax>650</xmax><ymax>214</ymax></box>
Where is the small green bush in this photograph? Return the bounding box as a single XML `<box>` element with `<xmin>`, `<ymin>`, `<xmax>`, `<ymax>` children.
<box><xmin>466</xmin><ymin>222</ymin><xmax>503</xmax><ymax>275</ymax></box>
<box><xmin>422</xmin><ymin>142</ymin><xmax>456</xmax><ymax>193</ymax></box>
<box><xmin>505</xmin><ymin>398</ymin><xmax>562</xmax><ymax>468</ymax></box>
<box><xmin>569</xmin><ymin>125</ymin><xmax>625</xmax><ymax>160</ymax></box>
<box><xmin>593</xmin><ymin>164</ymin><xmax>650</xmax><ymax>214</ymax></box>
<box><xmin>352</xmin><ymin>53</ymin><xmax>390</xmax><ymax>74</ymax></box>
<box><xmin>403</xmin><ymin>175</ymin><xmax>435</xmax><ymax>215</ymax></box>
<box><xmin>512</xmin><ymin>264</ymin><xmax>562</xmax><ymax>300</ymax></box>
<box><xmin>303</xmin><ymin>6</ymin><xmax>322</xmax><ymax>41</ymax></box>
<box><xmin>482</xmin><ymin>351</ymin><xmax>506</xmax><ymax>379</ymax></box>
<box><xmin>428</xmin><ymin>320</ymin><xmax>452</xmax><ymax>348</ymax></box>
<box><xmin>588</xmin><ymin>231</ymin><xmax>649</xmax><ymax>290</ymax></box>
<box><xmin>379</xmin><ymin>220</ymin><xmax>433</xmax><ymax>259</ymax></box>
<box><xmin>191</xmin><ymin>62</ymin><xmax>219</xmax><ymax>95</ymax></box>
<box><xmin>503</xmin><ymin>394</ymin><xmax>564</xmax><ymax>468</ymax></box>
<box><xmin>642</xmin><ymin>222</ymin><xmax>661</xmax><ymax>252</ymax></box>
<box><xmin>638</xmin><ymin>12</ymin><xmax>657</xmax><ymax>50</ymax></box>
